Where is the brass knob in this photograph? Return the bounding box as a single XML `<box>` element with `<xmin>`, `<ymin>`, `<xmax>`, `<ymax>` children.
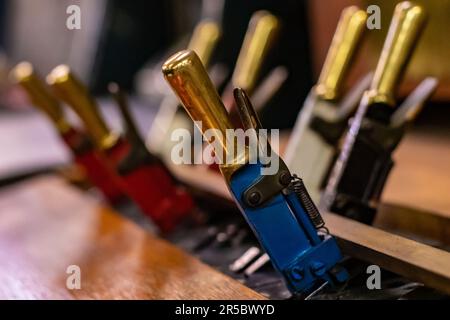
<box><xmin>188</xmin><ymin>20</ymin><xmax>221</xmax><ymax>67</ymax></box>
<box><xmin>46</xmin><ymin>65</ymin><xmax>118</xmax><ymax>150</ymax></box>
<box><xmin>10</xmin><ymin>62</ymin><xmax>71</xmax><ymax>133</ymax></box>
<box><xmin>367</xmin><ymin>1</ymin><xmax>427</xmax><ymax>106</ymax></box>
<box><xmin>315</xmin><ymin>6</ymin><xmax>368</xmax><ymax>101</ymax></box>
<box><xmin>162</xmin><ymin>50</ymin><xmax>234</xmax><ymax>157</ymax></box>
<box><xmin>231</xmin><ymin>11</ymin><xmax>280</xmax><ymax>92</ymax></box>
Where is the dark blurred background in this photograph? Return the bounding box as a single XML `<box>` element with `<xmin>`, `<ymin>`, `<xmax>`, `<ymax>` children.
<box><xmin>1</xmin><ymin>0</ymin><xmax>449</xmax><ymax>124</ymax></box>
<box><xmin>0</xmin><ymin>0</ymin><xmax>448</xmax><ymax>183</ymax></box>
<box><xmin>0</xmin><ymin>0</ymin><xmax>314</xmax><ymax>129</ymax></box>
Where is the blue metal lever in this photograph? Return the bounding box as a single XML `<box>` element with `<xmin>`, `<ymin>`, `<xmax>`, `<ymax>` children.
<box><xmin>229</xmin><ymin>160</ymin><xmax>348</xmax><ymax>294</ymax></box>
<box><xmin>226</xmin><ymin>88</ymin><xmax>348</xmax><ymax>295</ymax></box>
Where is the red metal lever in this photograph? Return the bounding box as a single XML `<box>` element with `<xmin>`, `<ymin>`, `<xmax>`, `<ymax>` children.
<box><xmin>61</xmin><ymin>128</ymin><xmax>125</xmax><ymax>204</ymax></box>
<box><xmin>108</xmin><ymin>83</ymin><xmax>194</xmax><ymax>233</ymax></box>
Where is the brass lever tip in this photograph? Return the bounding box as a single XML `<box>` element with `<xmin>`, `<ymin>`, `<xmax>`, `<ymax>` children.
<box><xmin>162</xmin><ymin>50</ymin><xmax>197</xmax><ymax>78</ymax></box>
<box><xmin>10</xmin><ymin>62</ymin><xmax>71</xmax><ymax>133</ymax></box>
<box><xmin>395</xmin><ymin>1</ymin><xmax>425</xmax><ymax>19</ymax></box>
<box><xmin>10</xmin><ymin>61</ymin><xmax>34</xmax><ymax>83</ymax></box>
<box><xmin>46</xmin><ymin>64</ymin><xmax>71</xmax><ymax>85</ymax></box>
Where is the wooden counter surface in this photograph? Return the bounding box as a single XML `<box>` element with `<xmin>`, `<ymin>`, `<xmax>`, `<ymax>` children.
<box><xmin>169</xmin><ymin>127</ymin><xmax>450</xmax><ymax>295</ymax></box>
<box><xmin>383</xmin><ymin>129</ymin><xmax>450</xmax><ymax>217</ymax></box>
<box><xmin>0</xmin><ymin>176</ymin><xmax>264</xmax><ymax>300</ymax></box>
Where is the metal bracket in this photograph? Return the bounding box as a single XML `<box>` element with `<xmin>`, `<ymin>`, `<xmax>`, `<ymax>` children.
<box><xmin>242</xmin><ymin>160</ymin><xmax>292</xmax><ymax>208</ymax></box>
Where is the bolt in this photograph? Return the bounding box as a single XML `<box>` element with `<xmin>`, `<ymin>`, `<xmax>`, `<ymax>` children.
<box><xmin>290</xmin><ymin>267</ymin><xmax>304</xmax><ymax>281</ymax></box>
<box><xmin>247</xmin><ymin>191</ymin><xmax>261</xmax><ymax>206</ymax></box>
<box><xmin>279</xmin><ymin>171</ymin><xmax>291</xmax><ymax>186</ymax></box>
<box><xmin>329</xmin><ymin>265</ymin><xmax>349</xmax><ymax>283</ymax></box>
<box><xmin>310</xmin><ymin>261</ymin><xmax>326</xmax><ymax>276</ymax></box>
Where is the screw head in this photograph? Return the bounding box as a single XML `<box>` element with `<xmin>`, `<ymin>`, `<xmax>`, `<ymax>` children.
<box><xmin>291</xmin><ymin>267</ymin><xmax>304</xmax><ymax>281</ymax></box>
<box><xmin>247</xmin><ymin>191</ymin><xmax>261</xmax><ymax>206</ymax></box>
<box><xmin>310</xmin><ymin>261</ymin><xmax>326</xmax><ymax>276</ymax></box>
<box><xmin>329</xmin><ymin>265</ymin><xmax>349</xmax><ymax>283</ymax></box>
<box><xmin>279</xmin><ymin>171</ymin><xmax>291</xmax><ymax>186</ymax></box>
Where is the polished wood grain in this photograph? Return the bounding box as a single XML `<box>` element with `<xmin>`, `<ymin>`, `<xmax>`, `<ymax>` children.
<box><xmin>375</xmin><ymin>128</ymin><xmax>450</xmax><ymax>247</ymax></box>
<box><xmin>383</xmin><ymin>129</ymin><xmax>450</xmax><ymax>217</ymax></box>
<box><xmin>324</xmin><ymin>211</ymin><xmax>450</xmax><ymax>295</ymax></box>
<box><xmin>0</xmin><ymin>176</ymin><xmax>264</xmax><ymax>300</ymax></box>
<box><xmin>375</xmin><ymin>203</ymin><xmax>450</xmax><ymax>248</ymax></box>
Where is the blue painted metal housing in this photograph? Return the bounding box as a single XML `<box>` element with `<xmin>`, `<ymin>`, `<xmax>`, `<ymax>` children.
<box><xmin>228</xmin><ymin>161</ymin><xmax>348</xmax><ymax>294</ymax></box>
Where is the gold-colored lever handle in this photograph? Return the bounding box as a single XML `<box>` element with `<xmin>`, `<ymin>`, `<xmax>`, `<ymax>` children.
<box><xmin>315</xmin><ymin>6</ymin><xmax>367</xmax><ymax>101</ymax></box>
<box><xmin>188</xmin><ymin>20</ymin><xmax>221</xmax><ymax>67</ymax></box>
<box><xmin>162</xmin><ymin>50</ymin><xmax>234</xmax><ymax>157</ymax></box>
<box><xmin>10</xmin><ymin>62</ymin><xmax>71</xmax><ymax>133</ymax></box>
<box><xmin>231</xmin><ymin>10</ymin><xmax>279</xmax><ymax>92</ymax></box>
<box><xmin>368</xmin><ymin>1</ymin><xmax>426</xmax><ymax>106</ymax></box>
<box><xmin>46</xmin><ymin>65</ymin><xmax>117</xmax><ymax>150</ymax></box>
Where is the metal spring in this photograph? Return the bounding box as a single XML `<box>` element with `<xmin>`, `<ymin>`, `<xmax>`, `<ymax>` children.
<box><xmin>290</xmin><ymin>174</ymin><xmax>326</xmax><ymax>231</ymax></box>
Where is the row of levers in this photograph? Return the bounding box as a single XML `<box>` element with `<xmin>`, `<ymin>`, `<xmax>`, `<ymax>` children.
<box><xmin>10</xmin><ymin>2</ymin><xmax>444</xmax><ymax>299</ymax></box>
